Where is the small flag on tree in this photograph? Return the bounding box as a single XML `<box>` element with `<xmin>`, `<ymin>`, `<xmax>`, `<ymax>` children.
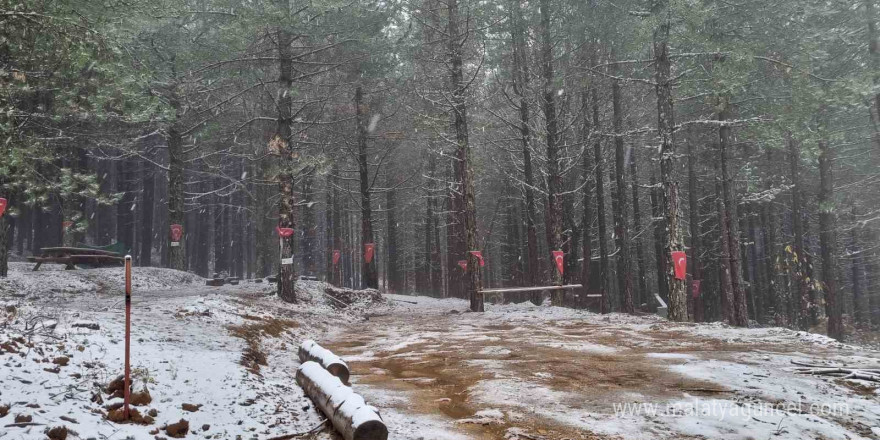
<box><xmin>364</xmin><ymin>243</ymin><xmax>375</xmax><ymax>263</ymax></box>
<box><xmin>552</xmin><ymin>250</ymin><xmax>564</xmax><ymax>275</ymax></box>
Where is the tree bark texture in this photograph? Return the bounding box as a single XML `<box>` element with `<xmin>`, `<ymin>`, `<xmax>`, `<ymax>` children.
<box><xmin>653</xmin><ymin>5</ymin><xmax>688</xmax><ymax>321</ymax></box>
<box><xmin>447</xmin><ymin>0</ymin><xmax>483</xmax><ymax>312</ymax></box>
<box><xmin>276</xmin><ymin>25</ymin><xmax>297</xmax><ymax>302</ymax></box>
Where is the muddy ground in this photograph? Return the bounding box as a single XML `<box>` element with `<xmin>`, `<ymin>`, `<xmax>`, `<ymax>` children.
<box><xmin>325</xmin><ymin>295</ymin><xmax>880</xmax><ymax>440</ymax></box>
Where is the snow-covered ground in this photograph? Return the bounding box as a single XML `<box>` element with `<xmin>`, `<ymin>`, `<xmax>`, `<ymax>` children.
<box><xmin>0</xmin><ymin>263</ymin><xmax>379</xmax><ymax>440</ymax></box>
<box><xmin>325</xmin><ymin>294</ymin><xmax>880</xmax><ymax>440</ymax></box>
<box><xmin>3</xmin><ymin>263</ymin><xmax>880</xmax><ymax>440</ymax></box>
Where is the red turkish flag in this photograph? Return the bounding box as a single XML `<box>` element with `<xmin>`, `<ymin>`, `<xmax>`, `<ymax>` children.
<box><xmin>672</xmin><ymin>251</ymin><xmax>687</xmax><ymax>280</ymax></box>
<box><xmin>364</xmin><ymin>243</ymin><xmax>375</xmax><ymax>263</ymax></box>
<box><xmin>275</xmin><ymin>226</ymin><xmax>294</xmax><ymax>238</ymax></box>
<box><xmin>691</xmin><ymin>279</ymin><xmax>702</xmax><ymax>299</ymax></box>
<box><xmin>332</xmin><ymin>250</ymin><xmax>341</xmax><ymax>266</ymax></box>
<box><xmin>469</xmin><ymin>251</ymin><xmax>485</xmax><ymax>267</ymax></box>
<box><xmin>170</xmin><ymin>224</ymin><xmax>183</xmax><ymax>242</ymax></box>
<box><xmin>0</xmin><ymin>198</ymin><xmax>6</xmax><ymax>218</ymax></box>
<box><xmin>457</xmin><ymin>260</ymin><xmax>467</xmax><ymax>270</ymax></box>
<box><xmin>552</xmin><ymin>250</ymin><xmax>565</xmax><ymax>275</ymax></box>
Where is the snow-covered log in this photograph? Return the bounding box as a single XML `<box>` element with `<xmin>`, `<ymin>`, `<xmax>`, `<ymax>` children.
<box><xmin>295</xmin><ymin>361</ymin><xmax>387</xmax><ymax>440</ymax></box>
<box><xmin>299</xmin><ymin>340</ymin><xmax>350</xmax><ymax>384</ymax></box>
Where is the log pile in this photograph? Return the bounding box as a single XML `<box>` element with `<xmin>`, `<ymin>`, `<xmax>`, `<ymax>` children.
<box><xmin>299</xmin><ymin>340</ymin><xmax>350</xmax><ymax>384</ymax></box>
<box><xmin>791</xmin><ymin>360</ymin><xmax>880</xmax><ymax>382</ymax></box>
<box><xmin>323</xmin><ymin>286</ymin><xmax>383</xmax><ymax>308</ymax></box>
<box><xmin>295</xmin><ymin>361</ymin><xmax>387</xmax><ymax>440</ymax></box>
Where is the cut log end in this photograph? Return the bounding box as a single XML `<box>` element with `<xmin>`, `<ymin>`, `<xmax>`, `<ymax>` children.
<box><xmin>327</xmin><ymin>363</ymin><xmax>351</xmax><ymax>385</ymax></box>
<box><xmin>352</xmin><ymin>420</ymin><xmax>388</xmax><ymax>440</ymax></box>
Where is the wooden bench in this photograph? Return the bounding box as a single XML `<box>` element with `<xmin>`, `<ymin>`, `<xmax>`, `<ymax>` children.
<box><xmin>28</xmin><ymin>247</ymin><xmax>124</xmax><ymax>271</ymax></box>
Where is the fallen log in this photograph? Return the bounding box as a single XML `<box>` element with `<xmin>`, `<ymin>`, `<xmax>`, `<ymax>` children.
<box><xmin>299</xmin><ymin>340</ymin><xmax>350</xmax><ymax>384</ymax></box>
<box><xmin>792</xmin><ymin>365</ymin><xmax>880</xmax><ymax>383</ymax></box>
<box><xmin>296</xmin><ymin>361</ymin><xmax>387</xmax><ymax>440</ymax></box>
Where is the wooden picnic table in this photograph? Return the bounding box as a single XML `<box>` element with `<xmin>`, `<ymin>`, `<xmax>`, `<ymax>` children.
<box><xmin>28</xmin><ymin>247</ymin><xmax>125</xmax><ymax>271</ymax></box>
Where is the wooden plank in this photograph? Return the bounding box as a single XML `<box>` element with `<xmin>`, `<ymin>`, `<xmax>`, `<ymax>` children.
<box><xmin>479</xmin><ymin>284</ymin><xmax>584</xmax><ymax>294</ymax></box>
<box><xmin>68</xmin><ymin>255</ymin><xmax>124</xmax><ymax>265</ymax></box>
<box><xmin>39</xmin><ymin>247</ymin><xmax>123</xmax><ymax>257</ymax></box>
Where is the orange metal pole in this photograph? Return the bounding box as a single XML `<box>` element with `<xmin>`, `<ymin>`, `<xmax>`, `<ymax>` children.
<box><xmin>123</xmin><ymin>255</ymin><xmax>132</xmax><ymax>420</ymax></box>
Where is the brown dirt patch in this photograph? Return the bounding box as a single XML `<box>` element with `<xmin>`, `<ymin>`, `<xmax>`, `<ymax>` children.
<box><xmin>328</xmin><ymin>314</ymin><xmax>729</xmax><ymax>440</ymax></box>
<box><xmin>835</xmin><ymin>378</ymin><xmax>880</xmax><ymax>396</ymax></box>
<box><xmin>228</xmin><ymin>317</ymin><xmax>298</xmax><ymax>374</ymax></box>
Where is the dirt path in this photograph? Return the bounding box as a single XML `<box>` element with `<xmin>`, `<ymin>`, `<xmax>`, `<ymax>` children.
<box><xmin>325</xmin><ymin>295</ymin><xmax>880</xmax><ymax>440</ymax></box>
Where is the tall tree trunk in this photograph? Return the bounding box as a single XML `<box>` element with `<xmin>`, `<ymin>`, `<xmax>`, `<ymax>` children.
<box><xmin>0</xmin><ymin>207</ymin><xmax>8</xmax><ymax>277</ymax></box>
<box><xmin>818</xmin><ymin>133</ymin><xmax>843</xmax><ymax>341</ymax></box>
<box><xmin>611</xmin><ymin>78</ymin><xmax>634</xmax><ymax>313</ymax></box>
<box><xmin>762</xmin><ymin>150</ymin><xmax>782</xmax><ymax>325</ymax></box>
<box><xmin>650</xmin><ymin>174</ymin><xmax>669</xmax><ymax>306</ymax></box>
<box><xmin>302</xmin><ymin>170</ymin><xmax>316</xmax><ymax>276</ymax></box>
<box><xmin>386</xmin><ymin>172</ymin><xmax>401</xmax><ymax>294</ymax></box>
<box><xmin>580</xmin><ymin>91</ymin><xmax>594</xmax><ymax>309</ymax></box>
<box><xmin>867</xmin><ymin>0</ymin><xmax>880</xmax><ymax>146</ymax></box>
<box><xmin>116</xmin><ymin>157</ymin><xmax>134</xmax><ymax>255</ymax></box>
<box><xmin>194</xmin><ymin>181</ymin><xmax>210</xmax><ymax>277</ymax></box>
<box><xmin>255</xmin><ymin>152</ymin><xmax>273</xmax><ymax>278</ymax></box>
<box><xmin>745</xmin><ymin>204</ymin><xmax>761</xmax><ymax>322</ymax></box>
<box><xmin>167</xmin><ymin>92</ymin><xmax>186</xmax><ymax>271</ymax></box>
<box><xmin>447</xmin><ymin>0</ymin><xmax>483</xmax><ymax>311</ymax></box>
<box><xmin>510</xmin><ymin>0</ymin><xmax>540</xmax><ymax>300</ymax></box>
<box><xmin>419</xmin><ymin>180</ymin><xmax>431</xmax><ymax>295</ymax></box>
<box><xmin>97</xmin><ymin>159</ymin><xmax>115</xmax><ymax>246</ymax></box>
<box><xmin>851</xmin><ymin>207</ymin><xmax>867</xmax><ymax>326</ymax></box>
<box><xmin>331</xmin><ymin>162</ymin><xmax>342</xmax><ymax>286</ymax></box>
<box><xmin>234</xmin><ymin>182</ymin><xmax>245</xmax><ymax>278</ymax></box>
<box><xmin>715</xmin><ymin>160</ymin><xmax>736</xmax><ymax>325</ymax></box>
<box><xmin>445</xmin><ymin>158</ymin><xmax>463</xmax><ymax>298</ymax></box>
<box><xmin>804</xmin><ymin>216</ymin><xmax>821</xmax><ymax>326</ymax></box>
<box><xmin>869</xmin><ymin>228</ymin><xmax>880</xmax><ymax>327</ymax></box>
<box><xmin>719</xmin><ymin>103</ymin><xmax>749</xmax><ymax>327</ymax></box>
<box><xmin>276</xmin><ymin>24</ymin><xmax>297</xmax><ymax>302</ymax></box>
<box><xmin>139</xmin><ymin>157</ymin><xmax>155</xmax><ymax>266</ymax></box>
<box><xmin>33</xmin><ymin>203</ymin><xmax>44</xmax><ymax>252</ymax></box>
<box><xmin>15</xmin><ymin>205</ymin><xmax>27</xmax><ymax>255</ymax></box>
<box><xmin>653</xmin><ymin>2</ymin><xmax>688</xmax><ymax>321</ymax></box>
<box><xmin>593</xmin><ymin>88</ymin><xmax>610</xmax><ymax>313</ymax></box>
<box><xmin>687</xmin><ymin>140</ymin><xmax>702</xmax><ymax>321</ymax></box>
<box><xmin>540</xmin><ymin>0</ymin><xmax>564</xmax><ymax>304</ymax></box>
<box><xmin>324</xmin><ymin>170</ymin><xmax>333</xmax><ymax>282</ymax></box>
<box><xmin>630</xmin><ymin>149</ymin><xmax>648</xmax><ymax>310</ymax></box>
<box><xmin>429</xmin><ymin>156</ymin><xmax>443</xmax><ymax>296</ymax></box>
<box><xmin>213</xmin><ymin>179</ymin><xmax>226</xmax><ymax>275</ymax></box>
<box><xmin>355</xmin><ymin>86</ymin><xmax>378</xmax><ymax>289</ymax></box>
<box><xmin>787</xmin><ymin>133</ymin><xmax>811</xmax><ymax>329</ymax></box>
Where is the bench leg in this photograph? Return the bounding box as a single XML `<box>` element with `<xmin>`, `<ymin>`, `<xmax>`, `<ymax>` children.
<box><xmin>32</xmin><ymin>262</ymin><xmax>42</xmax><ymax>271</ymax></box>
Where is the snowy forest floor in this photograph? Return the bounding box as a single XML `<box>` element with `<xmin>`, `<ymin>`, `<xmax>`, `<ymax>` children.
<box><xmin>328</xmin><ymin>295</ymin><xmax>880</xmax><ymax>439</ymax></box>
<box><xmin>1</xmin><ymin>264</ymin><xmax>880</xmax><ymax>440</ymax></box>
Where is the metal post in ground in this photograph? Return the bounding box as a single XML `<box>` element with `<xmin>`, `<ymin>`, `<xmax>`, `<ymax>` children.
<box><xmin>123</xmin><ymin>255</ymin><xmax>132</xmax><ymax>420</ymax></box>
